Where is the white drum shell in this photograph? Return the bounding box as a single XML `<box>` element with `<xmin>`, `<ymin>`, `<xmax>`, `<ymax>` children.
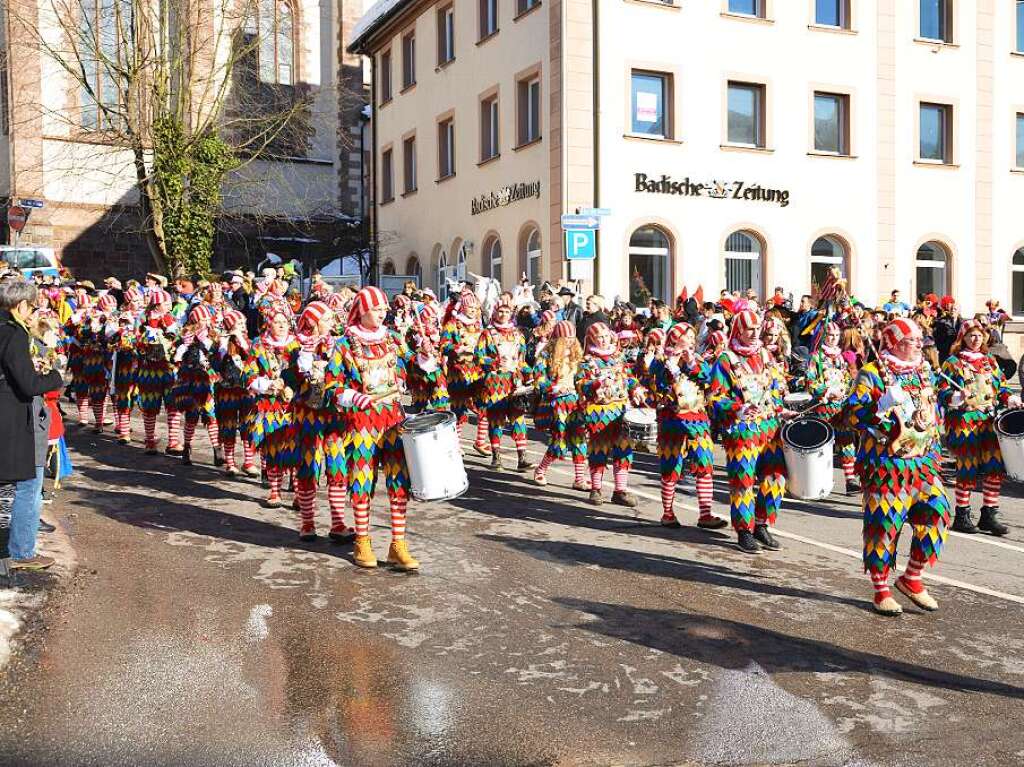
<box><xmin>402</xmin><ymin>413</ymin><xmax>470</xmax><ymax>501</ymax></box>
<box><xmin>996</xmin><ymin>413</ymin><xmax>1024</xmax><ymax>482</ymax></box>
<box><xmin>782</xmin><ymin>420</ymin><xmax>835</xmax><ymax>500</ymax></box>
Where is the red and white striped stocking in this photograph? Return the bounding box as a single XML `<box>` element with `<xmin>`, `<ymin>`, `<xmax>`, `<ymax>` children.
<box><xmin>242</xmin><ymin>440</ymin><xmax>257</xmax><ymax>469</ymax></box>
<box><xmin>390</xmin><ymin>494</ymin><xmax>408</xmax><ymax>540</ymax></box>
<box><xmin>143</xmin><ymin>411</ymin><xmax>157</xmax><ymax>448</ymax></box>
<box><xmin>613</xmin><ymin>462</ymin><xmax>629</xmax><ymax>493</ymax></box>
<box><xmin>222</xmin><ymin>438</ymin><xmax>237</xmax><ymax>470</ymax></box>
<box><xmin>166</xmin><ymin>411</ymin><xmax>183</xmax><ymax>448</ymax></box>
<box><xmin>982</xmin><ymin>475</ymin><xmax>1002</xmax><ymax>507</ymax></box>
<box><xmin>296</xmin><ymin>478</ymin><xmax>317</xmax><ymax>532</ymax></box>
<box><xmin>535</xmin><ymin>453</ymin><xmax>556</xmax><ymax>481</ymax></box>
<box><xmin>841</xmin><ymin>456</ymin><xmax>856</xmax><ymax>482</ymax></box>
<box><xmin>955</xmin><ymin>477</ymin><xmax>973</xmax><ymax>508</ymax></box>
<box><xmin>206</xmin><ymin>419</ymin><xmax>220</xmax><ymax>449</ymax></box>
<box><xmin>352</xmin><ymin>498</ymin><xmax>371</xmax><ymax>537</ymax></box>
<box><xmin>870</xmin><ymin>567</ymin><xmax>892</xmax><ymax>604</ymax></box>
<box><xmin>660</xmin><ymin>478</ymin><xmax>677</xmax><ymax>522</ymax></box>
<box><xmin>267</xmin><ymin>466</ymin><xmax>283</xmax><ymax>500</ymax></box>
<box><xmin>92</xmin><ymin>399</ymin><xmax>106</xmax><ymax>429</ymax></box>
<box><xmin>590</xmin><ymin>465</ymin><xmax>605</xmax><ymax>493</ymax></box>
<box><xmin>900</xmin><ymin>555</ymin><xmax>926</xmax><ymax>594</ymax></box>
<box><xmin>572</xmin><ymin>457</ymin><xmax>590</xmax><ymax>488</ymax></box>
<box><xmin>76</xmin><ymin>396</ymin><xmax>89</xmax><ymax>424</ymax></box>
<box><xmin>696</xmin><ymin>474</ymin><xmax>714</xmax><ymax>515</ymax></box>
<box><xmin>183</xmin><ymin>419</ymin><xmax>197</xmax><ymax>448</ymax></box>
<box><xmin>327</xmin><ymin>482</ymin><xmax>348</xmax><ymax>530</ymax></box>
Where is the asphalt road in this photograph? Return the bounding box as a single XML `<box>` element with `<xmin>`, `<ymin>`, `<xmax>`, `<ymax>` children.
<box><xmin>1</xmin><ymin>416</ymin><xmax>1023</xmax><ymax>767</ymax></box>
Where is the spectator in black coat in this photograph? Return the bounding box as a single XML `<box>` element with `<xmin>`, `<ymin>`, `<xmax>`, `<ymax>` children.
<box><xmin>0</xmin><ymin>279</ymin><xmax>64</xmax><ymax>569</ymax></box>
<box><xmin>576</xmin><ymin>294</ymin><xmax>609</xmax><ymax>342</ymax></box>
<box><xmin>933</xmin><ymin>297</ymin><xmax>962</xmax><ymax>363</ymax></box>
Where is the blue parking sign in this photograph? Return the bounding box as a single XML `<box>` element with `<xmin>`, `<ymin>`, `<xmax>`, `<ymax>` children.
<box><xmin>565</xmin><ymin>229</ymin><xmax>596</xmax><ymax>260</ymax></box>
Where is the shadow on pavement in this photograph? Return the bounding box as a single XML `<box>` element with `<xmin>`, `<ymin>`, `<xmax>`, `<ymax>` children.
<box><xmin>553</xmin><ymin>596</ymin><xmax>1024</xmax><ymax>701</ymax></box>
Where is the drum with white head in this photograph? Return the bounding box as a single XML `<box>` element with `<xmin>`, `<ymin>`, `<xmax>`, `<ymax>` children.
<box><xmin>402</xmin><ymin>411</ymin><xmax>469</xmax><ymax>501</ymax></box>
<box><xmin>781</xmin><ymin>416</ymin><xmax>835</xmax><ymax>500</ymax></box>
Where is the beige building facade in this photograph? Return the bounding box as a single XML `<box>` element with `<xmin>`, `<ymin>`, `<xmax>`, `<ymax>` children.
<box><xmin>352</xmin><ymin>0</ymin><xmax>1024</xmax><ymax>327</ymax></box>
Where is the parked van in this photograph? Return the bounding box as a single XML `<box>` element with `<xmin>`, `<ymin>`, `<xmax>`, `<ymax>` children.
<box><xmin>0</xmin><ymin>246</ymin><xmax>61</xmax><ymax>280</ymax></box>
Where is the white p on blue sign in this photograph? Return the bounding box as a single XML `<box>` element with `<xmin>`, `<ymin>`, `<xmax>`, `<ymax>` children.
<box><xmin>565</xmin><ymin>229</ymin><xmax>596</xmax><ymax>260</ymax></box>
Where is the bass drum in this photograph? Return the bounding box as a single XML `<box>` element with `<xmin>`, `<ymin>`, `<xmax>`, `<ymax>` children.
<box><xmin>623</xmin><ymin>407</ymin><xmax>657</xmax><ymax>449</ymax></box>
<box><xmin>402</xmin><ymin>410</ymin><xmax>469</xmax><ymax>502</ymax></box>
<box><xmin>996</xmin><ymin>409</ymin><xmax>1024</xmax><ymax>482</ymax></box>
<box><xmin>781</xmin><ymin>416</ymin><xmax>835</xmax><ymax>500</ymax></box>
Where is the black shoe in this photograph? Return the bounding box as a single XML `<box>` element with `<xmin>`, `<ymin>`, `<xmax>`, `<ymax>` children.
<box><xmin>515</xmin><ymin>455</ymin><xmax>534</xmax><ymax>473</ymax></box>
<box><xmin>951</xmin><ymin>505</ymin><xmax>979</xmax><ymax>534</ymax></box>
<box><xmin>737</xmin><ymin>530</ymin><xmax>761</xmax><ymax>554</ymax></box>
<box><xmin>37</xmin><ymin>519</ymin><xmax>56</xmax><ymax>533</ymax></box>
<box><xmin>181</xmin><ymin>446</ymin><xmax>192</xmax><ymax>466</ymax></box>
<box><xmin>753</xmin><ymin>524</ymin><xmax>781</xmax><ymax>551</ymax></box>
<box><xmin>298</xmin><ymin>531</ymin><xmax>318</xmax><ymax>542</ymax></box>
<box><xmin>213</xmin><ymin>447</ymin><xmax>225</xmax><ymax>467</ymax></box>
<box><xmin>165</xmin><ymin>446</ymin><xmax>183</xmax><ymax>457</ymax></box>
<box><xmin>490</xmin><ymin>453</ymin><xmax>502</xmax><ymax>470</ymax></box>
<box><xmin>978</xmin><ymin>506</ymin><xmax>1009</xmax><ymax>537</ymax></box>
<box><xmin>328</xmin><ymin>528</ymin><xmax>357</xmax><ymax>544</ymax></box>
<box><xmin>845</xmin><ymin>479</ymin><xmax>862</xmax><ymax>496</ymax></box>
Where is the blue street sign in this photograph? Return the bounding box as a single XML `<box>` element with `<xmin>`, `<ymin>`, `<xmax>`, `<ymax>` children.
<box><xmin>561</xmin><ymin>214</ymin><xmax>601</xmax><ymax>231</ymax></box>
<box><xmin>578</xmin><ymin>207</ymin><xmax>611</xmax><ymax>217</ymax></box>
<box><xmin>18</xmin><ymin>198</ymin><xmax>44</xmax><ymax>209</ymax></box>
<box><xmin>565</xmin><ymin>229</ymin><xmax>596</xmax><ymax>260</ymax></box>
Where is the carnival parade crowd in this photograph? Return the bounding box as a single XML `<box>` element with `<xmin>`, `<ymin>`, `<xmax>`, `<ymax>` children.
<box><xmin>11</xmin><ymin>260</ymin><xmax>1024</xmax><ymax>617</ymax></box>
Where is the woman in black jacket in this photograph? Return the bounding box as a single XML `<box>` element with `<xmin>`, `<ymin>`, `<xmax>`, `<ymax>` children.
<box><xmin>0</xmin><ymin>279</ymin><xmax>65</xmax><ymax>568</ymax></box>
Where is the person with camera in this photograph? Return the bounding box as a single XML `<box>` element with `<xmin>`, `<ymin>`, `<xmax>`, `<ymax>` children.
<box><xmin>0</xmin><ymin>279</ymin><xmax>66</xmax><ymax>570</ymax></box>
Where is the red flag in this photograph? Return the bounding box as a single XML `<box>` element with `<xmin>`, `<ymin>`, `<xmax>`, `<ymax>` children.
<box><xmin>694</xmin><ymin>285</ymin><xmax>704</xmax><ymax>305</ymax></box>
<box><xmin>677</xmin><ymin>286</ymin><xmax>688</xmax><ymax>305</ymax></box>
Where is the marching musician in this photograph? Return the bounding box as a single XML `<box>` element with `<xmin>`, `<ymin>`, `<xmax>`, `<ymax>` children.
<box><xmin>532</xmin><ymin>320</ymin><xmax>589</xmax><ymax>490</ymax></box>
<box><xmin>65</xmin><ymin>289</ymin><xmax>91</xmax><ymax>426</ymax></box>
<box><xmin>649</xmin><ymin>323</ymin><xmax>726</xmax><ymax>530</ymax></box>
<box><xmin>137</xmin><ymin>289</ymin><xmax>182</xmax><ymax>455</ymax></box>
<box><xmin>286</xmin><ymin>302</ymin><xmax>354</xmax><ymax>543</ymax></box>
<box><xmin>213</xmin><ymin>310</ymin><xmax>259</xmax><ymax>478</ymax></box>
<box><xmin>247</xmin><ymin>306</ymin><xmax>300</xmax><ymax>508</ymax></box>
<box><xmin>576</xmin><ymin>322</ymin><xmax>646</xmax><ymax>507</ymax></box>
<box><xmin>938</xmin><ymin>319</ymin><xmax>1020</xmax><ymax>537</ymax></box>
<box><xmin>847</xmin><ymin>318</ymin><xmax>948</xmax><ymax>616</ymax></box>
<box><xmin>708</xmin><ymin>310</ymin><xmax>790</xmax><ymax>554</ymax></box>
<box><xmin>171</xmin><ymin>304</ymin><xmax>223</xmax><ymax>467</ymax></box>
<box><xmin>109</xmin><ymin>309</ymin><xmax>140</xmax><ymax>445</ymax></box>
<box><xmin>806</xmin><ymin>321</ymin><xmax>859</xmax><ymax>494</ymax></box>
<box><xmin>406</xmin><ymin>304</ymin><xmax>449</xmax><ymax>412</ymax></box>
<box><xmin>475</xmin><ymin>299</ymin><xmax>534</xmax><ymax>472</ymax></box>
<box><xmin>326</xmin><ymin>287</ymin><xmax>418</xmax><ymax>571</ymax></box>
<box><xmin>82</xmin><ymin>293</ymin><xmax>118</xmax><ymax>433</ymax></box>
<box><xmin>441</xmin><ymin>292</ymin><xmax>490</xmax><ymax>455</ymax></box>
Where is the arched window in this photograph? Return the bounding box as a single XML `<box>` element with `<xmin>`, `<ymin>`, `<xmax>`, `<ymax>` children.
<box><xmin>456</xmin><ymin>242</ymin><xmax>468</xmax><ymax>281</ymax></box>
<box><xmin>485</xmin><ymin>236</ymin><xmax>502</xmax><ymax>283</ymax></box>
<box><xmin>382</xmin><ymin>260</ymin><xmax>396</xmax><ymax>276</ymax></box>
<box><xmin>406</xmin><ymin>255</ymin><xmax>422</xmax><ymax>281</ymax></box>
<box><xmin>810</xmin><ymin>235</ymin><xmax>848</xmax><ymax>292</ymax></box>
<box><xmin>916</xmin><ymin>241</ymin><xmax>949</xmax><ymax>297</ymax></box>
<box><xmin>436</xmin><ymin>248</ymin><xmax>449</xmax><ymax>298</ymax></box>
<box><xmin>724</xmin><ymin>230</ymin><xmax>763</xmax><ymax>296</ymax></box>
<box><xmin>524</xmin><ymin>228</ymin><xmax>542</xmax><ymax>286</ymax></box>
<box><xmin>1012</xmin><ymin>248</ymin><xmax>1024</xmax><ymax>316</ymax></box>
<box><xmin>628</xmin><ymin>226</ymin><xmax>671</xmax><ymax>305</ymax></box>
<box><xmin>258</xmin><ymin>0</ymin><xmax>295</xmax><ymax>85</ymax></box>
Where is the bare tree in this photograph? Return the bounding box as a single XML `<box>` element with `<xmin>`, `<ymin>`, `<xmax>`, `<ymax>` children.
<box><xmin>7</xmin><ymin>0</ymin><xmax>321</xmax><ymax>276</ymax></box>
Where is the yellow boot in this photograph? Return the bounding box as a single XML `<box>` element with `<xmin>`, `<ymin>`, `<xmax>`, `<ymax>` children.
<box><xmin>386</xmin><ymin>539</ymin><xmax>420</xmax><ymax>571</ymax></box>
<box><xmin>352</xmin><ymin>535</ymin><xmax>377</xmax><ymax>569</ymax></box>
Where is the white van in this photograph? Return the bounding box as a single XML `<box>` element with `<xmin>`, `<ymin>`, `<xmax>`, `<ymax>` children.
<box><xmin>0</xmin><ymin>246</ymin><xmax>61</xmax><ymax>280</ymax></box>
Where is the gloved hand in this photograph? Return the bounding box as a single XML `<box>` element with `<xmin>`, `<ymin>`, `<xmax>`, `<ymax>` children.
<box><xmin>949</xmin><ymin>391</ymin><xmax>966</xmax><ymax>409</ymax></box>
<box><xmin>1008</xmin><ymin>395</ymin><xmax>1022</xmax><ymax>409</ymax></box>
<box><xmin>250</xmin><ymin>376</ymin><xmax>272</xmax><ymax>394</ymax></box>
<box><xmin>296</xmin><ymin>350</ymin><xmax>314</xmax><ymax>374</ymax></box>
<box><xmin>666</xmin><ymin>360</ymin><xmax>681</xmax><ymax>378</ymax></box>
<box><xmin>352</xmin><ymin>392</ymin><xmax>373</xmax><ymax>410</ymax></box>
<box><xmin>174</xmin><ymin>345</ymin><xmax>188</xmax><ymax>363</ymax></box>
<box><xmin>877</xmin><ymin>388</ymin><xmax>903</xmax><ymax>412</ymax></box>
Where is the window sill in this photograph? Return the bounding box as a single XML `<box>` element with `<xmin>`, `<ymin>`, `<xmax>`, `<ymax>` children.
<box><xmin>513</xmin><ymin>1</ymin><xmax>542</xmax><ymax>22</ymax></box>
<box><xmin>719</xmin><ymin>11</ymin><xmax>774</xmax><ymax>25</ymax></box>
<box><xmin>401</xmin><ymin>188</ymin><xmax>418</xmax><ymax>198</ymax></box>
<box><xmin>435</xmin><ymin>57</ymin><xmax>456</xmax><ymax>72</ymax></box>
<box><xmin>1010</xmin><ymin>167</ymin><xmax>1024</xmax><ymax>174</ymax></box>
<box><xmin>380</xmin><ymin>197</ymin><xmax>395</xmax><ymax>207</ymax></box>
<box><xmin>913</xmin><ymin>37</ymin><xmax>959</xmax><ymax>50</ymax></box>
<box><xmin>807</xmin><ymin>23</ymin><xmax>857</xmax><ymax>35</ymax></box>
<box><xmin>1013</xmin><ymin>51</ymin><xmax>1024</xmax><ymax>59</ymax></box>
<box><xmin>400</xmin><ymin>82</ymin><xmax>416</xmax><ymax>95</ymax></box>
<box><xmin>476</xmin><ymin>30</ymin><xmax>499</xmax><ymax>46</ymax></box>
<box><xmin>913</xmin><ymin>159</ymin><xmax>959</xmax><ymax>169</ymax></box>
<box><xmin>623</xmin><ymin>132</ymin><xmax>683</xmax><ymax>145</ymax></box>
<box><xmin>513</xmin><ymin>136</ymin><xmax>542</xmax><ymax>152</ymax></box>
<box><xmin>436</xmin><ymin>173</ymin><xmax>457</xmax><ymax>184</ymax></box>
<box><xmin>720</xmin><ymin>143</ymin><xmax>773</xmax><ymax>154</ymax></box>
<box><xmin>807</xmin><ymin>150</ymin><xmax>857</xmax><ymax>159</ymax></box>
<box><xmin>477</xmin><ymin>153</ymin><xmax>501</xmax><ymax>167</ymax></box>
<box><xmin>623</xmin><ymin>0</ymin><xmax>680</xmax><ymax>10</ymax></box>
<box><xmin>379</xmin><ymin>97</ymin><xmax>393</xmax><ymax>108</ymax></box>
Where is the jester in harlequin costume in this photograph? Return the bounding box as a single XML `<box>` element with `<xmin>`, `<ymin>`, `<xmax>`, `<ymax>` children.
<box><xmin>532</xmin><ymin>321</ymin><xmax>589</xmax><ymax>489</ymax></box>
<box><xmin>806</xmin><ymin>320</ymin><xmax>858</xmax><ymax>494</ymax></box>
<box><xmin>109</xmin><ymin>308</ymin><xmax>141</xmax><ymax>445</ymax></box>
<box><xmin>246</xmin><ymin>306</ymin><xmax>300</xmax><ymax>507</ymax></box>
<box><xmin>171</xmin><ymin>303</ymin><xmax>223</xmax><ymax>467</ymax></box>
<box><xmin>846</xmin><ymin>317</ymin><xmax>949</xmax><ymax>616</ymax></box>
<box><xmin>576</xmin><ymin>322</ymin><xmax>646</xmax><ymax>507</ymax></box>
<box><xmin>137</xmin><ymin>288</ymin><xmax>183</xmax><ymax>454</ymax></box>
<box><xmin>82</xmin><ymin>293</ymin><xmax>119</xmax><ymax>433</ymax></box>
<box><xmin>635</xmin><ymin>326</ymin><xmax>666</xmax><ymax>383</ymax></box>
<box><xmin>526</xmin><ymin>310</ymin><xmax>556</xmax><ymax>371</ymax></box>
<box><xmin>708</xmin><ymin>310</ymin><xmax>791</xmax><ymax>554</ymax></box>
<box><xmin>760</xmin><ymin>315</ymin><xmax>790</xmax><ymax>392</ymax></box>
<box><xmin>937</xmin><ymin>319</ymin><xmax>1020</xmax><ymax>537</ymax></box>
<box><xmin>649</xmin><ymin>323</ymin><xmax>727</xmax><ymax>531</ymax></box>
<box><xmin>475</xmin><ymin>300</ymin><xmax>534</xmax><ymax>472</ymax></box>
<box><xmin>441</xmin><ymin>292</ymin><xmax>490</xmax><ymax>454</ymax></box>
<box><xmin>213</xmin><ymin>310</ymin><xmax>259</xmax><ymax>477</ymax></box>
<box><xmin>325</xmin><ymin>286</ymin><xmax>419</xmax><ymax>571</ymax></box>
<box><xmin>406</xmin><ymin>303</ymin><xmax>450</xmax><ymax>412</ymax></box>
<box><xmin>285</xmin><ymin>301</ymin><xmax>354</xmax><ymax>543</ymax></box>
<box><xmin>391</xmin><ymin>294</ymin><xmax>417</xmax><ymax>338</ymax></box>
<box><xmin>65</xmin><ymin>289</ymin><xmax>91</xmax><ymax>425</ymax></box>
<box><xmin>615</xmin><ymin>314</ymin><xmax>643</xmax><ymax>365</ymax></box>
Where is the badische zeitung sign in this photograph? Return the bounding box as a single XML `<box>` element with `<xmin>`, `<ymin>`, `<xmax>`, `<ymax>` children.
<box><xmin>634</xmin><ymin>172</ymin><xmax>790</xmax><ymax>208</ymax></box>
<box><xmin>471</xmin><ymin>180</ymin><xmax>542</xmax><ymax>215</ymax></box>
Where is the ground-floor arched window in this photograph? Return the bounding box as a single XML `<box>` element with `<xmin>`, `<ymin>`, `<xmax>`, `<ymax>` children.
<box><xmin>724</xmin><ymin>230</ymin><xmax>763</xmax><ymax>296</ymax></box>
<box><xmin>916</xmin><ymin>241</ymin><xmax>950</xmax><ymax>297</ymax></box>
<box><xmin>628</xmin><ymin>225</ymin><xmax>671</xmax><ymax>305</ymax></box>
<box><xmin>810</xmin><ymin>235</ymin><xmax>848</xmax><ymax>293</ymax></box>
<box><xmin>1012</xmin><ymin>248</ymin><xmax>1024</xmax><ymax>317</ymax></box>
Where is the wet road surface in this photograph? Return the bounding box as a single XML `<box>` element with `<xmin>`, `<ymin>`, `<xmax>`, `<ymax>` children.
<box><xmin>1</xmin><ymin>420</ymin><xmax>1024</xmax><ymax>766</ymax></box>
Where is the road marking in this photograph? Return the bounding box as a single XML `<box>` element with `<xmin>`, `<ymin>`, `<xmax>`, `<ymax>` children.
<box><xmin>459</xmin><ymin>436</ymin><xmax>1024</xmax><ymax>605</ymax></box>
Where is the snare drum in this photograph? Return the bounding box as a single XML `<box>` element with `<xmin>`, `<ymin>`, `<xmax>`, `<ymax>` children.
<box><xmin>783</xmin><ymin>392</ymin><xmax>813</xmax><ymax>412</ymax></box>
<box><xmin>511</xmin><ymin>385</ymin><xmax>537</xmax><ymax>415</ymax></box>
<box><xmin>996</xmin><ymin>409</ymin><xmax>1024</xmax><ymax>482</ymax></box>
<box><xmin>781</xmin><ymin>416</ymin><xmax>835</xmax><ymax>500</ymax></box>
<box><xmin>623</xmin><ymin>407</ymin><xmax>657</xmax><ymax>448</ymax></box>
<box><xmin>402</xmin><ymin>411</ymin><xmax>469</xmax><ymax>501</ymax></box>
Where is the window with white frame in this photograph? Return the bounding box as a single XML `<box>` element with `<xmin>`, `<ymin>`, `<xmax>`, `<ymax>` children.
<box><xmin>919</xmin><ymin>0</ymin><xmax>951</xmax><ymax>43</ymax></box>
<box><xmin>916</xmin><ymin>241</ymin><xmax>950</xmax><ymax>296</ymax></box>
<box><xmin>810</xmin><ymin>236</ymin><xmax>848</xmax><ymax>292</ymax></box>
<box><xmin>257</xmin><ymin>0</ymin><xmax>295</xmax><ymax>85</ymax></box>
<box><xmin>479</xmin><ymin>0</ymin><xmax>498</xmax><ymax>39</ymax></box>
<box><xmin>517</xmin><ymin>76</ymin><xmax>540</xmax><ymax>145</ymax></box>
<box><xmin>524</xmin><ymin>228</ymin><xmax>542</xmax><ymax>286</ymax></box>
<box><xmin>381</xmin><ymin>148</ymin><xmax>394</xmax><ymax>203</ymax></box>
<box><xmin>631</xmin><ymin>71</ymin><xmax>670</xmax><ymax>138</ymax></box>
<box><xmin>437</xmin><ymin>5</ymin><xmax>455</xmax><ymax>65</ymax></box>
<box><xmin>728</xmin><ymin>0</ymin><xmax>763</xmax><ymax>17</ymax></box>
<box><xmin>1018</xmin><ymin>0</ymin><xmax>1024</xmax><ymax>52</ymax></box>
<box><xmin>516</xmin><ymin>0</ymin><xmax>538</xmax><ymax>15</ymax></box>
<box><xmin>727</xmin><ymin>81</ymin><xmax>765</xmax><ymax>147</ymax></box>
<box><xmin>486</xmin><ymin>237</ymin><xmax>503</xmax><ymax>282</ymax></box>
<box><xmin>438</xmin><ymin>117</ymin><xmax>455</xmax><ymax>178</ymax></box>
<box><xmin>725</xmin><ymin>230</ymin><xmax>763</xmax><ymax>296</ymax></box>
<box><xmin>380</xmin><ymin>49</ymin><xmax>393</xmax><ymax>102</ymax></box>
<box><xmin>1016</xmin><ymin>112</ymin><xmax>1024</xmax><ymax>169</ymax></box>
<box><xmin>481</xmin><ymin>95</ymin><xmax>499</xmax><ymax>161</ymax></box>
<box><xmin>815</xmin><ymin>0</ymin><xmax>849</xmax><ymax>28</ymax></box>
<box><xmin>402</xmin><ymin>32</ymin><xmax>416</xmax><ymax>89</ymax></box>
<box><xmin>814</xmin><ymin>92</ymin><xmax>849</xmax><ymax>155</ymax></box>
<box><xmin>403</xmin><ymin>136</ymin><xmax>417</xmax><ymax>194</ymax></box>
<box><xmin>629</xmin><ymin>226</ymin><xmax>671</xmax><ymax>305</ymax></box>
<box><xmin>1012</xmin><ymin>248</ymin><xmax>1024</xmax><ymax>316</ymax></box>
<box><xmin>919</xmin><ymin>102</ymin><xmax>952</xmax><ymax>163</ymax></box>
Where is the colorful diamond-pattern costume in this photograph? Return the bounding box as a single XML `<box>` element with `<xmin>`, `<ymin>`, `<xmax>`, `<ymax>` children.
<box><xmin>937</xmin><ymin>352</ymin><xmax>1010</xmax><ymax>483</ymax></box>
<box><xmin>213</xmin><ymin>338</ymin><xmax>256</xmax><ymax>451</ymax></box>
<box><xmin>441</xmin><ymin>318</ymin><xmax>485</xmax><ymax>424</ymax></box>
<box><xmin>576</xmin><ymin>352</ymin><xmax>637</xmax><ymax>491</ymax></box>
<box><xmin>246</xmin><ymin>338</ymin><xmax>300</xmax><ymax>470</ymax></box>
<box><xmin>846</xmin><ymin>361</ymin><xmax>950</xmax><ymax>575</ymax></box>
<box><xmin>533</xmin><ymin>346</ymin><xmax>587</xmax><ymax>466</ymax></box>
<box><xmin>136</xmin><ymin>314</ymin><xmax>181</xmax><ymax>449</ymax></box>
<box><xmin>405</xmin><ymin>328</ymin><xmax>450</xmax><ymax>412</ymax></box>
<box><xmin>708</xmin><ymin>349</ymin><xmax>787</xmax><ymax>532</ymax></box>
<box><xmin>806</xmin><ymin>349</ymin><xmax>857</xmax><ymax>474</ymax></box>
<box><xmin>474</xmin><ymin>324</ymin><xmax>532</xmax><ymax>448</ymax></box>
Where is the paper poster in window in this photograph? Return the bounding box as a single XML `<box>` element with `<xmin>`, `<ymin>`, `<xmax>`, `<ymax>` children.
<box><xmin>636</xmin><ymin>91</ymin><xmax>659</xmax><ymax>123</ymax></box>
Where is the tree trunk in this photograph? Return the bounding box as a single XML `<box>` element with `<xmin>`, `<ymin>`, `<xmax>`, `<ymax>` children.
<box><xmin>131</xmin><ymin>145</ymin><xmax>170</xmax><ymax>276</ymax></box>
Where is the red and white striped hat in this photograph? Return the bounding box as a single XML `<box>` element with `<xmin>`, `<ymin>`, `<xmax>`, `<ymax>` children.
<box><xmin>666</xmin><ymin>322</ymin><xmax>695</xmax><ymax>348</ymax></box>
<box><xmin>148</xmin><ymin>288</ymin><xmax>171</xmax><ymax>308</ymax></box>
<box><xmin>585</xmin><ymin>321</ymin><xmax>612</xmax><ymax>349</ymax></box>
<box><xmin>125</xmin><ymin>287</ymin><xmax>144</xmax><ymax>306</ymax></box>
<box><xmin>729</xmin><ymin>309</ymin><xmax>760</xmax><ymax>341</ymax></box>
<box><xmin>881</xmin><ymin>317</ymin><xmax>920</xmax><ymax>350</ymax></box>
<box><xmin>222</xmin><ymin>309</ymin><xmax>247</xmax><ymax>332</ymax></box>
<box><xmin>188</xmin><ymin>303</ymin><xmax>214</xmax><ymax>326</ymax></box>
<box><xmin>552</xmin><ymin>320</ymin><xmax>576</xmax><ymax>339</ymax></box>
<box><xmin>298</xmin><ymin>300</ymin><xmax>332</xmax><ymax>335</ymax></box>
<box><xmin>647</xmin><ymin>327</ymin><xmax>667</xmax><ymax>348</ymax></box>
<box><xmin>324</xmin><ymin>291</ymin><xmax>345</xmax><ymax>312</ymax></box>
<box><xmin>346</xmin><ymin>286</ymin><xmax>389</xmax><ymax>328</ymax></box>
<box><xmin>96</xmin><ymin>294</ymin><xmax>117</xmax><ymax>314</ymax></box>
